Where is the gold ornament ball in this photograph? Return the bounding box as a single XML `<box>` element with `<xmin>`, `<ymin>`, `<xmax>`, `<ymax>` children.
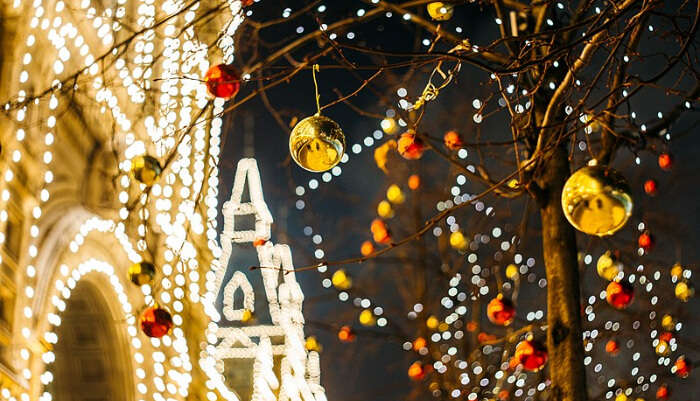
<box><xmin>387</xmin><ymin>184</ymin><xmax>405</xmax><ymax>204</ymax></box>
<box><xmin>655</xmin><ymin>340</ymin><xmax>670</xmax><ymax>356</ymax></box>
<box><xmin>661</xmin><ymin>314</ymin><xmax>675</xmax><ymax>331</ymax></box>
<box><xmin>331</xmin><ymin>269</ymin><xmax>352</xmax><ymax>290</ymax></box>
<box><xmin>131</xmin><ymin>155</ymin><xmax>162</xmax><ymax>186</ymax></box>
<box><xmin>506</xmin><ymin>264</ymin><xmax>519</xmax><ymax>280</ymax></box>
<box><xmin>561</xmin><ymin>165</ymin><xmax>633</xmax><ymax>236</ymax></box>
<box><xmin>670</xmin><ymin>263</ymin><xmax>683</xmax><ymax>279</ymax></box>
<box><xmin>359</xmin><ymin>309</ymin><xmax>376</xmax><ymax>326</ymax></box>
<box><xmin>675</xmin><ymin>281</ymin><xmax>694</xmax><ymax>302</ymax></box>
<box><xmin>597</xmin><ymin>251</ymin><xmax>623</xmax><ymax>281</ymax></box>
<box><xmin>449</xmin><ymin>231</ymin><xmax>468</xmax><ymax>251</ymax></box>
<box><xmin>427</xmin><ymin>2</ymin><xmax>454</xmax><ymax>21</ymax></box>
<box><xmin>289</xmin><ymin>115</ymin><xmax>345</xmax><ymax>172</ymax></box>
<box><xmin>128</xmin><ymin>262</ymin><xmax>156</xmax><ymax>286</ymax></box>
<box><xmin>377</xmin><ymin>200</ymin><xmax>394</xmax><ymax>218</ymax></box>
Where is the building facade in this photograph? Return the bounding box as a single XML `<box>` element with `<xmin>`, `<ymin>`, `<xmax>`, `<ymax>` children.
<box><xmin>0</xmin><ymin>0</ymin><xmax>325</xmax><ymax>400</ymax></box>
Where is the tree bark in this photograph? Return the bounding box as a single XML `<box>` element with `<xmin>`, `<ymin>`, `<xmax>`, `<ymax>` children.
<box><xmin>538</xmin><ymin>145</ymin><xmax>588</xmax><ymax>401</ymax></box>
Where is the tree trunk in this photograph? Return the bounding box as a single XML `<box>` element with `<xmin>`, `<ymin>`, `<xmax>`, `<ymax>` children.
<box><xmin>538</xmin><ymin>145</ymin><xmax>588</xmax><ymax>401</ymax></box>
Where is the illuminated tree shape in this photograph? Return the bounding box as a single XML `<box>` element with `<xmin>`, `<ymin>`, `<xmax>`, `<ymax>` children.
<box><xmin>202</xmin><ymin>158</ymin><xmax>327</xmax><ymax>401</ymax></box>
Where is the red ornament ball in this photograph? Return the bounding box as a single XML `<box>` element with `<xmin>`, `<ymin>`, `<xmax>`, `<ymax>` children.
<box><xmin>397</xmin><ymin>131</ymin><xmax>426</xmax><ymax>160</ymax></box>
<box><xmin>658</xmin><ymin>153</ymin><xmax>673</xmax><ymax>171</ymax></box>
<box><xmin>515</xmin><ymin>339</ymin><xmax>548</xmax><ymax>371</ymax></box>
<box><xmin>486</xmin><ymin>295</ymin><xmax>515</xmax><ymax>326</ymax></box>
<box><xmin>140</xmin><ymin>306</ymin><xmax>173</xmax><ymax>338</ymax></box>
<box><xmin>606</xmin><ymin>281</ymin><xmax>634</xmax><ymax>309</ymax></box>
<box><xmin>204</xmin><ymin>64</ymin><xmax>241</xmax><ymax>99</ymax></box>
<box><xmin>643</xmin><ymin>179</ymin><xmax>658</xmax><ymax>196</ymax></box>
<box><xmin>656</xmin><ymin>384</ymin><xmax>670</xmax><ymax>400</ymax></box>
<box><xmin>338</xmin><ymin>325</ymin><xmax>356</xmax><ymax>343</ymax></box>
<box><xmin>659</xmin><ymin>331</ymin><xmax>674</xmax><ymax>343</ymax></box>
<box><xmin>638</xmin><ymin>232</ymin><xmax>654</xmax><ymax>251</ymax></box>
<box><xmin>674</xmin><ymin>356</ymin><xmax>691</xmax><ymax>378</ymax></box>
<box><xmin>407</xmin><ymin>361</ymin><xmax>429</xmax><ymax>381</ymax></box>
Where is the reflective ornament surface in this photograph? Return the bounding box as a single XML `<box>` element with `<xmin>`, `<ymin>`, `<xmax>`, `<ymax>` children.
<box><xmin>397</xmin><ymin>131</ymin><xmax>426</xmax><ymax>160</ymax></box>
<box><xmin>427</xmin><ymin>2</ymin><xmax>454</xmax><ymax>21</ymax></box>
<box><xmin>131</xmin><ymin>155</ymin><xmax>162</xmax><ymax>186</ymax></box>
<box><xmin>443</xmin><ymin>130</ymin><xmax>463</xmax><ymax>150</ymax></box>
<box><xmin>128</xmin><ymin>262</ymin><xmax>156</xmax><ymax>286</ymax></box>
<box><xmin>204</xmin><ymin>63</ymin><xmax>241</xmax><ymax>99</ymax></box>
<box><xmin>140</xmin><ymin>306</ymin><xmax>173</xmax><ymax>338</ymax></box>
<box><xmin>289</xmin><ymin>115</ymin><xmax>345</xmax><ymax>172</ymax></box>
<box><xmin>606</xmin><ymin>281</ymin><xmax>634</xmax><ymax>309</ymax></box>
<box><xmin>486</xmin><ymin>294</ymin><xmax>515</xmax><ymax>326</ymax></box>
<box><xmin>561</xmin><ymin>166</ymin><xmax>633</xmax><ymax>236</ymax></box>
<box><xmin>515</xmin><ymin>339</ymin><xmax>548</xmax><ymax>371</ymax></box>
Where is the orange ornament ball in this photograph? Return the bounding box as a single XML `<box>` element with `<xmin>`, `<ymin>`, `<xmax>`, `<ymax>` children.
<box><xmin>397</xmin><ymin>131</ymin><xmax>426</xmax><ymax>160</ymax></box>
<box><xmin>515</xmin><ymin>339</ymin><xmax>548</xmax><ymax>371</ymax></box>
<box><xmin>655</xmin><ymin>385</ymin><xmax>670</xmax><ymax>400</ymax></box>
<box><xmin>606</xmin><ymin>281</ymin><xmax>634</xmax><ymax>309</ymax></box>
<box><xmin>408</xmin><ymin>174</ymin><xmax>421</xmax><ymax>190</ymax></box>
<box><xmin>253</xmin><ymin>238</ymin><xmax>267</xmax><ymax>247</ymax></box>
<box><xmin>638</xmin><ymin>232</ymin><xmax>654</xmax><ymax>251</ymax></box>
<box><xmin>204</xmin><ymin>64</ymin><xmax>241</xmax><ymax>99</ymax></box>
<box><xmin>443</xmin><ymin>130</ymin><xmax>463</xmax><ymax>150</ymax></box>
<box><xmin>408</xmin><ymin>361</ymin><xmax>428</xmax><ymax>381</ymax></box>
<box><xmin>487</xmin><ymin>295</ymin><xmax>515</xmax><ymax>326</ymax></box>
<box><xmin>643</xmin><ymin>179</ymin><xmax>658</xmax><ymax>196</ymax></box>
<box><xmin>370</xmin><ymin>219</ymin><xmax>392</xmax><ymax>244</ymax></box>
<box><xmin>140</xmin><ymin>306</ymin><xmax>173</xmax><ymax>338</ymax></box>
<box><xmin>605</xmin><ymin>339</ymin><xmax>620</xmax><ymax>355</ymax></box>
<box><xmin>360</xmin><ymin>240</ymin><xmax>375</xmax><ymax>256</ymax></box>
<box><xmin>413</xmin><ymin>336</ymin><xmax>427</xmax><ymax>351</ymax></box>
<box><xmin>674</xmin><ymin>356</ymin><xmax>691</xmax><ymax>378</ymax></box>
<box><xmin>658</xmin><ymin>153</ymin><xmax>673</xmax><ymax>171</ymax></box>
<box><xmin>338</xmin><ymin>325</ymin><xmax>356</xmax><ymax>342</ymax></box>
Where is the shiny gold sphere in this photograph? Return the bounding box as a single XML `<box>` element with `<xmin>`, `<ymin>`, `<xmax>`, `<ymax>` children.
<box><xmin>131</xmin><ymin>155</ymin><xmax>162</xmax><ymax>186</ymax></box>
<box><xmin>597</xmin><ymin>251</ymin><xmax>623</xmax><ymax>281</ymax></box>
<box><xmin>289</xmin><ymin>115</ymin><xmax>345</xmax><ymax>172</ymax></box>
<box><xmin>128</xmin><ymin>262</ymin><xmax>156</xmax><ymax>286</ymax></box>
<box><xmin>561</xmin><ymin>166</ymin><xmax>633</xmax><ymax>236</ymax></box>
<box><xmin>427</xmin><ymin>2</ymin><xmax>454</xmax><ymax>21</ymax></box>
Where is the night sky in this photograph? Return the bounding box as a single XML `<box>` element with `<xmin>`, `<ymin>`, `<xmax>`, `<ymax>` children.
<box><xmin>216</xmin><ymin>2</ymin><xmax>700</xmax><ymax>400</ymax></box>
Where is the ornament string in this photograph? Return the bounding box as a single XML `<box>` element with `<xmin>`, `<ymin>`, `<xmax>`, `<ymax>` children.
<box><xmin>312</xmin><ymin>64</ymin><xmax>321</xmax><ymax>116</ymax></box>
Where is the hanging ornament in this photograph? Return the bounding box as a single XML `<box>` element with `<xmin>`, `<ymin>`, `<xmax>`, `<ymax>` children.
<box><xmin>128</xmin><ymin>262</ymin><xmax>156</xmax><ymax>286</ymax></box>
<box><xmin>371</xmin><ymin>219</ymin><xmax>392</xmax><ymax>244</ymax></box>
<box><xmin>331</xmin><ymin>269</ymin><xmax>352</xmax><ymax>290</ymax></box>
<box><xmin>597</xmin><ymin>251</ymin><xmax>623</xmax><ymax>281</ymax></box>
<box><xmin>360</xmin><ymin>240</ymin><xmax>375</xmax><ymax>256</ymax></box>
<box><xmin>655</xmin><ymin>384</ymin><xmax>670</xmax><ymax>400</ymax></box>
<box><xmin>606</xmin><ymin>281</ymin><xmax>634</xmax><ymax>309</ymax></box>
<box><xmin>449</xmin><ymin>231</ymin><xmax>468</xmax><ymax>251</ymax></box>
<box><xmin>658</xmin><ymin>153</ymin><xmax>673</xmax><ymax>171</ymax></box>
<box><xmin>241</xmin><ymin>308</ymin><xmax>254</xmax><ymax>323</ymax></box>
<box><xmin>131</xmin><ymin>155</ymin><xmax>162</xmax><ymax>186</ymax></box>
<box><xmin>673</xmin><ymin>356</ymin><xmax>691</xmax><ymax>378</ymax></box>
<box><xmin>338</xmin><ymin>325</ymin><xmax>356</xmax><ymax>342</ymax></box>
<box><xmin>505</xmin><ymin>263</ymin><xmax>519</xmax><ymax>280</ymax></box>
<box><xmin>374</xmin><ymin>140</ymin><xmax>397</xmax><ymax>173</ymax></box>
<box><xmin>358</xmin><ymin>309</ymin><xmax>376</xmax><ymax>326</ymax></box>
<box><xmin>412</xmin><ymin>337</ymin><xmax>427</xmax><ymax>352</ymax></box>
<box><xmin>670</xmin><ymin>263</ymin><xmax>683</xmax><ymax>280</ymax></box>
<box><xmin>408</xmin><ymin>361</ymin><xmax>429</xmax><ymax>381</ymax></box>
<box><xmin>605</xmin><ymin>339</ymin><xmax>620</xmax><ymax>355</ymax></box>
<box><xmin>377</xmin><ymin>200</ymin><xmax>394</xmax><ymax>218</ymax></box>
<box><xmin>408</xmin><ymin>174</ymin><xmax>421</xmax><ymax>190</ymax></box>
<box><xmin>638</xmin><ymin>232</ymin><xmax>654</xmax><ymax>252</ymax></box>
<box><xmin>290</xmin><ymin>64</ymin><xmax>346</xmax><ymax>172</ymax></box>
<box><xmin>398</xmin><ymin>131</ymin><xmax>426</xmax><ymax>160</ymax></box>
<box><xmin>140</xmin><ymin>306</ymin><xmax>173</xmax><ymax>338</ymax></box>
<box><xmin>204</xmin><ymin>63</ymin><xmax>241</xmax><ymax>99</ymax></box>
<box><xmin>643</xmin><ymin>179</ymin><xmax>658</xmax><ymax>196</ymax></box>
<box><xmin>443</xmin><ymin>130</ymin><xmax>463</xmax><ymax>150</ymax></box>
<box><xmin>562</xmin><ymin>165</ymin><xmax>633</xmax><ymax>236</ymax></box>
<box><xmin>514</xmin><ymin>338</ymin><xmax>548</xmax><ymax>371</ymax></box>
<box><xmin>386</xmin><ymin>184</ymin><xmax>405</xmax><ymax>204</ymax></box>
<box><xmin>426</xmin><ymin>315</ymin><xmax>440</xmax><ymax>330</ymax></box>
<box><xmin>661</xmin><ymin>314</ymin><xmax>675</xmax><ymax>331</ymax></box>
<box><xmin>426</xmin><ymin>2</ymin><xmax>454</xmax><ymax>21</ymax></box>
<box><xmin>289</xmin><ymin>115</ymin><xmax>345</xmax><ymax>172</ymax></box>
<box><xmin>658</xmin><ymin>331</ymin><xmax>674</xmax><ymax>343</ymax></box>
<box><xmin>674</xmin><ymin>281</ymin><xmax>694</xmax><ymax>302</ymax></box>
<box><xmin>486</xmin><ymin>294</ymin><xmax>515</xmax><ymax>326</ymax></box>
<box><xmin>305</xmin><ymin>336</ymin><xmax>322</xmax><ymax>352</ymax></box>
<box><xmin>380</xmin><ymin>117</ymin><xmax>399</xmax><ymax>135</ymax></box>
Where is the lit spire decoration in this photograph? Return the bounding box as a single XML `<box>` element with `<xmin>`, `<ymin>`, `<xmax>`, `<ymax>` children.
<box><xmin>202</xmin><ymin>158</ymin><xmax>327</xmax><ymax>401</ymax></box>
